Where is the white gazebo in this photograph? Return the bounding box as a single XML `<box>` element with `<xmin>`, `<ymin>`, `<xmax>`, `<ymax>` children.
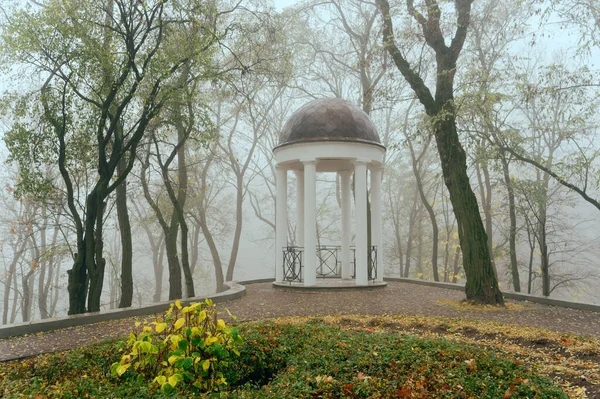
<box><xmin>273</xmin><ymin>98</ymin><xmax>386</xmax><ymax>288</ymax></box>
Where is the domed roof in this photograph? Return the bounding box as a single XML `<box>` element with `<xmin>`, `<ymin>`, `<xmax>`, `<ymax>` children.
<box><xmin>278</xmin><ymin>98</ymin><xmax>381</xmax><ymax>147</ymax></box>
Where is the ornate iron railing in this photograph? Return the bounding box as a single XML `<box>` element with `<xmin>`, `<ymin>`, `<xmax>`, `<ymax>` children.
<box><xmin>283</xmin><ymin>246</ymin><xmax>303</xmax><ymax>282</ymax></box>
<box><xmin>368</xmin><ymin>245</ymin><xmax>377</xmax><ymax>281</ymax></box>
<box><xmin>282</xmin><ymin>245</ymin><xmax>376</xmax><ymax>283</ymax></box>
<box><xmin>352</xmin><ymin>245</ymin><xmax>377</xmax><ymax>281</ymax></box>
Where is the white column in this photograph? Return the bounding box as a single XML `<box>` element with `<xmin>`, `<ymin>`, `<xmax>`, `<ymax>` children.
<box><xmin>275</xmin><ymin>165</ymin><xmax>288</xmax><ymax>283</ymax></box>
<box><xmin>371</xmin><ymin>165</ymin><xmax>384</xmax><ymax>282</ymax></box>
<box><xmin>295</xmin><ymin>170</ymin><xmax>304</xmax><ymax>247</ymax></box>
<box><xmin>303</xmin><ymin>160</ymin><xmax>317</xmax><ymax>286</ymax></box>
<box><xmin>340</xmin><ymin>170</ymin><xmax>352</xmax><ymax>279</ymax></box>
<box><xmin>354</xmin><ymin>160</ymin><xmax>368</xmax><ymax>286</ymax></box>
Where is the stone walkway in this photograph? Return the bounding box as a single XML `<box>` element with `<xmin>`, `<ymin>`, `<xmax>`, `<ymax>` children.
<box><xmin>1</xmin><ymin>281</ymin><xmax>599</xmax><ymax>362</ymax></box>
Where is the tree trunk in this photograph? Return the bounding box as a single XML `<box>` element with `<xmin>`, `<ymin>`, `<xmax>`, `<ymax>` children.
<box><xmin>86</xmin><ymin>187</ymin><xmax>106</xmax><ymax>312</ymax></box>
<box><xmin>4</xmin><ymin>240</ymin><xmax>26</xmax><ymax>324</ymax></box>
<box><xmin>190</xmin><ymin>221</ymin><xmax>201</xmax><ymax>275</ymax></box>
<box><xmin>225</xmin><ymin>175</ymin><xmax>244</xmax><ymax>282</ymax></box>
<box><xmin>434</xmin><ymin>116</ymin><xmax>504</xmax><ymax>305</ymax></box>
<box><xmin>475</xmin><ymin>152</ymin><xmax>498</xmax><ymax>279</ymax></box>
<box><xmin>117</xmin><ymin>158</ymin><xmax>133</xmax><ymax>308</ymax></box>
<box><xmin>415</xmin><ymin>217</ymin><xmax>424</xmax><ymax>279</ymax></box>
<box><xmin>501</xmin><ymin>156</ymin><xmax>520</xmax><ymax>291</ymax></box>
<box><xmin>404</xmin><ymin>190</ymin><xmax>419</xmax><ymax>278</ymax></box>
<box><xmin>67</xmin><ymin>245</ymin><xmax>87</xmax><ymax>315</ymax></box>
<box><xmin>452</xmin><ymin>245</ymin><xmax>461</xmax><ymax>283</ymax></box>
<box><xmin>154</xmin><ymin>234</ymin><xmax>165</xmax><ymax>302</ymax></box>
<box><xmin>376</xmin><ymin>0</ymin><xmax>503</xmax><ymax>304</ymax></box>
<box><xmin>175</xmin><ymin>122</ymin><xmax>194</xmax><ymax>297</ymax></box>
<box><xmin>199</xmin><ymin>208</ymin><xmax>225</xmax><ymax>292</ymax></box>
<box><xmin>407</xmin><ymin>136</ymin><xmax>439</xmax><ymax>281</ymax></box>
<box><xmin>165</xmin><ymin>228</ymin><xmax>183</xmax><ymax>300</ymax></box>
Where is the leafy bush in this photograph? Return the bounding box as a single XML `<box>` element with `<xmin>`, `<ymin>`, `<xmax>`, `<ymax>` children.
<box><xmin>221</xmin><ymin>320</ymin><xmax>568</xmax><ymax>399</ymax></box>
<box><xmin>111</xmin><ymin>299</ymin><xmax>242</xmax><ymax>395</ymax></box>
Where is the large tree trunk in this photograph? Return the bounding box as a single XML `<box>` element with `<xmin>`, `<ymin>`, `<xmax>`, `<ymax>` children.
<box><xmin>377</xmin><ymin>0</ymin><xmax>503</xmax><ymax>305</ymax></box>
<box><xmin>86</xmin><ymin>186</ymin><xmax>107</xmax><ymax>312</ymax></box>
<box><xmin>434</xmin><ymin>116</ymin><xmax>504</xmax><ymax>304</ymax></box>
<box><xmin>67</xmin><ymin>245</ymin><xmax>87</xmax><ymax>315</ymax></box>
<box><xmin>165</xmin><ymin>228</ymin><xmax>183</xmax><ymax>300</ymax></box>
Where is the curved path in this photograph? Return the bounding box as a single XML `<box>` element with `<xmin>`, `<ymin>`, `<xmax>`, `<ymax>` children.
<box><xmin>1</xmin><ymin>281</ymin><xmax>599</xmax><ymax>362</ymax></box>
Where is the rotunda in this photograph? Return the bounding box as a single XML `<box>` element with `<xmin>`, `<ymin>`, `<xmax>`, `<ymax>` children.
<box><xmin>273</xmin><ymin>98</ymin><xmax>386</xmax><ymax>287</ymax></box>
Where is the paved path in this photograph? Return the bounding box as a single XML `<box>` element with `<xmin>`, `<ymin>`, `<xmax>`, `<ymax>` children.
<box><xmin>1</xmin><ymin>281</ymin><xmax>599</xmax><ymax>362</ymax></box>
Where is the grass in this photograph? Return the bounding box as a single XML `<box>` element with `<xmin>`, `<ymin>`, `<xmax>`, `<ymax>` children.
<box><xmin>1</xmin><ymin>315</ymin><xmax>598</xmax><ymax>398</ymax></box>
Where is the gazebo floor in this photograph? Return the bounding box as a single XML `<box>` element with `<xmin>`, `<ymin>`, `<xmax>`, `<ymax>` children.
<box><xmin>273</xmin><ymin>279</ymin><xmax>387</xmax><ymax>290</ymax></box>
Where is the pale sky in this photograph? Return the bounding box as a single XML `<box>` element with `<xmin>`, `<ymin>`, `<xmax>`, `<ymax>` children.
<box><xmin>274</xmin><ymin>0</ymin><xmax>299</xmax><ymax>11</ymax></box>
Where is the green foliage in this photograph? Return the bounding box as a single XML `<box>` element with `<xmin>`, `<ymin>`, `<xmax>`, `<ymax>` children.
<box><xmin>0</xmin><ymin>318</ymin><xmax>570</xmax><ymax>398</ymax></box>
<box><xmin>110</xmin><ymin>299</ymin><xmax>242</xmax><ymax>395</ymax></box>
<box><xmin>221</xmin><ymin>320</ymin><xmax>567</xmax><ymax>398</ymax></box>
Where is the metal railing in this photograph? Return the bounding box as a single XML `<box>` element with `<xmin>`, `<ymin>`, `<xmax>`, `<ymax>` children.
<box><xmin>282</xmin><ymin>245</ymin><xmax>376</xmax><ymax>283</ymax></box>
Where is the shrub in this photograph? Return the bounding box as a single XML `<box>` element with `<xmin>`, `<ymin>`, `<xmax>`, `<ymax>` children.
<box><xmin>111</xmin><ymin>299</ymin><xmax>242</xmax><ymax>395</ymax></box>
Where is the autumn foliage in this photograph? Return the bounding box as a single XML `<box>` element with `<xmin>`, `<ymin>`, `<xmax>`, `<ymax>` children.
<box><xmin>111</xmin><ymin>299</ymin><xmax>242</xmax><ymax>395</ymax></box>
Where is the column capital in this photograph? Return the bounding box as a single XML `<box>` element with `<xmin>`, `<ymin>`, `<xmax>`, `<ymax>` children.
<box><xmin>338</xmin><ymin>170</ymin><xmax>352</xmax><ymax>177</ymax></box>
<box><xmin>275</xmin><ymin>164</ymin><xmax>288</xmax><ymax>172</ymax></box>
<box><xmin>300</xmin><ymin>158</ymin><xmax>318</xmax><ymax>165</ymax></box>
<box><xmin>352</xmin><ymin>158</ymin><xmax>370</xmax><ymax>166</ymax></box>
<box><xmin>369</xmin><ymin>163</ymin><xmax>384</xmax><ymax>173</ymax></box>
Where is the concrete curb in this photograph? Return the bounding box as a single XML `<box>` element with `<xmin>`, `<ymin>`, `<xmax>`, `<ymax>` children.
<box><xmin>0</xmin><ymin>282</ymin><xmax>246</xmax><ymax>339</ymax></box>
<box><xmin>273</xmin><ymin>281</ymin><xmax>388</xmax><ymax>290</ymax></box>
<box><xmin>236</xmin><ymin>278</ymin><xmax>276</xmax><ymax>285</ymax></box>
<box><xmin>384</xmin><ymin>277</ymin><xmax>600</xmax><ymax>313</ymax></box>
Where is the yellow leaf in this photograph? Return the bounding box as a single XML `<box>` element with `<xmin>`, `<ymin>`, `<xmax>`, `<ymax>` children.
<box><xmin>217</xmin><ymin>319</ymin><xmax>226</xmax><ymax>329</ymax></box>
<box><xmin>168</xmin><ymin>355</ymin><xmax>180</xmax><ymax>365</ymax></box>
<box><xmin>168</xmin><ymin>375</ymin><xmax>178</xmax><ymax>388</ymax></box>
<box><xmin>116</xmin><ymin>364</ymin><xmax>130</xmax><ymax>376</ymax></box>
<box><xmin>155</xmin><ymin>322</ymin><xmax>167</xmax><ymax>333</ymax></box>
<box><xmin>202</xmin><ymin>359</ymin><xmax>211</xmax><ymax>371</ymax></box>
<box><xmin>135</xmin><ymin>321</ymin><xmax>141</xmax><ymax>327</ymax></box>
<box><xmin>175</xmin><ymin>300</ymin><xmax>182</xmax><ymax>310</ymax></box>
<box><xmin>198</xmin><ymin>310</ymin><xmax>207</xmax><ymax>322</ymax></box>
<box><xmin>174</xmin><ymin>318</ymin><xmax>185</xmax><ymax>331</ymax></box>
<box><xmin>153</xmin><ymin>375</ymin><xmax>166</xmax><ymax>386</ymax></box>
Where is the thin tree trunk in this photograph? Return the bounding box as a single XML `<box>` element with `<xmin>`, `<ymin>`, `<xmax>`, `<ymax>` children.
<box><xmin>501</xmin><ymin>156</ymin><xmax>520</xmax><ymax>291</ymax></box>
<box><xmin>3</xmin><ymin>240</ymin><xmax>26</xmax><ymax>324</ymax></box>
<box><xmin>452</xmin><ymin>245</ymin><xmax>461</xmax><ymax>283</ymax></box>
<box><xmin>407</xmin><ymin>136</ymin><xmax>439</xmax><ymax>281</ymax></box>
<box><xmin>117</xmin><ymin>159</ymin><xmax>133</xmax><ymax>308</ymax></box>
<box><xmin>404</xmin><ymin>190</ymin><xmax>419</xmax><ymax>278</ymax></box>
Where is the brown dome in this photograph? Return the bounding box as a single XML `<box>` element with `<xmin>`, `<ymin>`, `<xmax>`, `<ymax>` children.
<box><xmin>278</xmin><ymin>98</ymin><xmax>381</xmax><ymax>147</ymax></box>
